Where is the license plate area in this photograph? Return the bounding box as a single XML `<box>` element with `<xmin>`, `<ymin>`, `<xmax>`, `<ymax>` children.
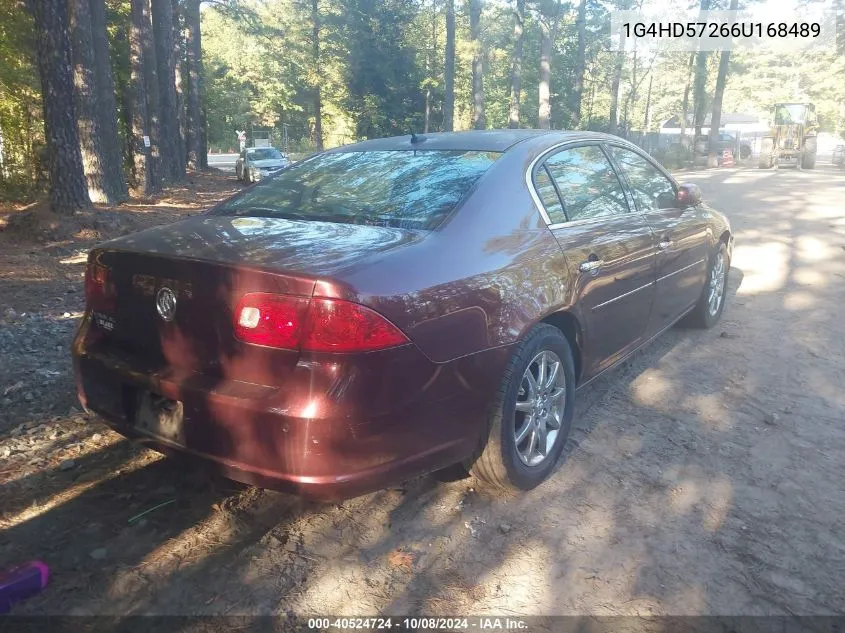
<box><xmin>134</xmin><ymin>391</ymin><xmax>185</xmax><ymax>445</ymax></box>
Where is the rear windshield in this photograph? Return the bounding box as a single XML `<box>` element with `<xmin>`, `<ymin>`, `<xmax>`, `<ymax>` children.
<box><xmin>213</xmin><ymin>150</ymin><xmax>500</xmax><ymax>230</ymax></box>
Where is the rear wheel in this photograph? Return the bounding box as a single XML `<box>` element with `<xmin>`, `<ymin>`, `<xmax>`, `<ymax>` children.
<box><xmin>759</xmin><ymin>138</ymin><xmax>774</xmax><ymax>168</ymax></box>
<box><xmin>683</xmin><ymin>242</ymin><xmax>729</xmax><ymax>329</ymax></box>
<box><xmin>801</xmin><ymin>136</ymin><xmax>817</xmax><ymax>169</ymax></box>
<box><xmin>467</xmin><ymin>324</ymin><xmax>575</xmax><ymax>492</ymax></box>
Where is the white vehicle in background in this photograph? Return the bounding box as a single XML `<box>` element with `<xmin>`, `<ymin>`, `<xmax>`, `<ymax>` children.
<box><xmin>235</xmin><ymin>147</ymin><xmax>291</xmax><ymax>183</ymax></box>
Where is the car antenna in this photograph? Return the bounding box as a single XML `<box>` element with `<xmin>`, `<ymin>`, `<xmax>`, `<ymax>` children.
<box><xmin>410</xmin><ymin>129</ymin><xmax>424</xmax><ymax>144</ymax></box>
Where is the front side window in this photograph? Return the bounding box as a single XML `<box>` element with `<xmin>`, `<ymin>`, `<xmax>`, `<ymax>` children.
<box><xmin>543</xmin><ymin>145</ymin><xmax>629</xmax><ymax>221</ymax></box>
<box><xmin>213</xmin><ymin>150</ymin><xmax>500</xmax><ymax>230</ymax></box>
<box><xmin>608</xmin><ymin>146</ymin><xmax>677</xmax><ymax>213</ymax></box>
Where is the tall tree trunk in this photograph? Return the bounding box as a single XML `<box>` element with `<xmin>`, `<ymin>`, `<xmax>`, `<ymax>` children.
<box><xmin>185</xmin><ymin>0</ymin><xmax>202</xmax><ymax>169</ymax></box>
<box><xmin>129</xmin><ymin>0</ymin><xmax>153</xmax><ymax>194</ymax></box>
<box><xmin>693</xmin><ymin>0</ymin><xmax>711</xmax><ymax>139</ymax></box>
<box><xmin>69</xmin><ymin>0</ymin><xmax>110</xmax><ymax>203</ymax></box>
<box><xmin>200</xmin><ymin>106</ymin><xmax>208</xmax><ymax>167</ymax></box>
<box><xmin>142</xmin><ymin>0</ymin><xmax>162</xmax><ymax>188</ymax></box>
<box><xmin>538</xmin><ymin>18</ymin><xmax>553</xmax><ymax>129</ymax></box>
<box><xmin>570</xmin><ymin>0</ymin><xmax>587</xmax><ymax>128</ymax></box>
<box><xmin>424</xmin><ymin>0</ymin><xmax>437</xmax><ymax>133</ymax></box>
<box><xmin>151</xmin><ymin>0</ymin><xmax>182</xmax><ymax>181</ymax></box>
<box><xmin>469</xmin><ymin>0</ymin><xmax>485</xmax><ymax>129</ymax></box>
<box><xmin>89</xmin><ymin>0</ymin><xmax>128</xmax><ymax>201</ymax></box>
<box><xmin>707</xmin><ymin>0</ymin><xmax>738</xmax><ymax>167</ymax></box>
<box><xmin>507</xmin><ymin>0</ymin><xmax>525</xmax><ymax>128</ymax></box>
<box><xmin>643</xmin><ymin>73</ymin><xmax>653</xmax><ymax>131</ymax></box>
<box><xmin>608</xmin><ymin>0</ymin><xmax>629</xmax><ymax>135</ymax></box>
<box><xmin>311</xmin><ymin>0</ymin><xmax>323</xmax><ymax>150</ymax></box>
<box><xmin>680</xmin><ymin>52</ymin><xmax>695</xmax><ymax>142</ymax></box>
<box><xmin>693</xmin><ymin>50</ymin><xmax>709</xmax><ymax>138</ymax></box>
<box><xmin>608</xmin><ymin>50</ymin><xmax>625</xmax><ymax>135</ymax></box>
<box><xmin>172</xmin><ymin>0</ymin><xmax>186</xmax><ymax>173</ymax></box>
<box><xmin>621</xmin><ymin>47</ymin><xmax>638</xmax><ymax>136</ymax></box>
<box><xmin>443</xmin><ymin>0</ymin><xmax>455</xmax><ymax>131</ymax></box>
<box><xmin>26</xmin><ymin>0</ymin><xmax>91</xmax><ymax>214</ymax></box>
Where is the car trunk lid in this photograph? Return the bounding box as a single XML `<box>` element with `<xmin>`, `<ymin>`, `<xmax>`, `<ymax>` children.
<box><xmin>86</xmin><ymin>216</ymin><xmax>423</xmax><ymax>384</ymax></box>
<box><xmin>90</xmin><ymin>250</ymin><xmax>314</xmax><ymax>385</ymax></box>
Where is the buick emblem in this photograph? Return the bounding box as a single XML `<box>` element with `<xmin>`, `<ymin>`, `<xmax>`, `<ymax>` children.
<box><xmin>155</xmin><ymin>287</ymin><xmax>177</xmax><ymax>322</ymax></box>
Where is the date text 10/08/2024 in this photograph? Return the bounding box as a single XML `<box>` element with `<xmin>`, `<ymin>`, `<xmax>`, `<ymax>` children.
<box><xmin>307</xmin><ymin>617</ymin><xmax>530</xmax><ymax>631</ymax></box>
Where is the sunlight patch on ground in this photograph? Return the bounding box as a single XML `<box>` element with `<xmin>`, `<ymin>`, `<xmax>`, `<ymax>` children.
<box><xmin>732</xmin><ymin>241</ymin><xmax>789</xmax><ymax>295</ymax></box>
<box><xmin>796</xmin><ymin>235</ymin><xmax>836</xmax><ymax>262</ymax></box>
<box><xmin>668</xmin><ymin>479</ymin><xmax>701</xmax><ymax>514</ymax></box>
<box><xmin>630</xmin><ymin>369</ymin><xmax>674</xmax><ymax>409</ymax></box>
<box><xmin>791</xmin><ymin>267</ymin><xmax>826</xmax><ymax>287</ymax></box>
<box><xmin>0</xmin><ymin>447</ymin><xmax>157</xmax><ymax>530</ymax></box>
<box><xmin>784</xmin><ymin>291</ymin><xmax>816</xmax><ymax>311</ymax></box>
<box><xmin>682</xmin><ymin>393</ymin><xmax>730</xmax><ymax>430</ymax></box>
<box><xmin>59</xmin><ymin>253</ymin><xmax>88</xmax><ymax>264</ymax></box>
<box><xmin>0</xmin><ymin>424</ymin><xmax>123</xmax><ymax>488</ymax></box>
<box><xmin>702</xmin><ymin>476</ymin><xmax>733</xmax><ymax>533</ymax></box>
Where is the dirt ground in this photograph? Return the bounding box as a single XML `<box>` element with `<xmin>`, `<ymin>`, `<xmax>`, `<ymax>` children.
<box><xmin>1</xmin><ymin>163</ymin><xmax>844</xmax><ymax>617</ymax></box>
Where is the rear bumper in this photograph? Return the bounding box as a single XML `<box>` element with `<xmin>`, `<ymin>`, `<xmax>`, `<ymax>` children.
<box><xmin>72</xmin><ymin>314</ymin><xmax>509</xmax><ymax>500</ymax></box>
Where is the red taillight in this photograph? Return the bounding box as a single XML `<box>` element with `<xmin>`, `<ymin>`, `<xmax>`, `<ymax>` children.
<box><xmin>233</xmin><ymin>293</ymin><xmax>310</xmax><ymax>349</ymax></box>
<box><xmin>84</xmin><ymin>262</ymin><xmax>113</xmax><ymax>310</ymax></box>
<box><xmin>233</xmin><ymin>293</ymin><xmax>408</xmax><ymax>352</ymax></box>
<box><xmin>302</xmin><ymin>298</ymin><xmax>409</xmax><ymax>352</ymax></box>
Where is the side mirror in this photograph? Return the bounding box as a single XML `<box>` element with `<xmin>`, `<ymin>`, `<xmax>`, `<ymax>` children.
<box><xmin>676</xmin><ymin>183</ymin><xmax>702</xmax><ymax>208</ymax></box>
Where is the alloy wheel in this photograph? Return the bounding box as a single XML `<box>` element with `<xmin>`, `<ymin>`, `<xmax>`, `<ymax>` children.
<box><xmin>513</xmin><ymin>350</ymin><xmax>566</xmax><ymax>467</ymax></box>
<box><xmin>708</xmin><ymin>252</ymin><xmax>726</xmax><ymax>316</ymax></box>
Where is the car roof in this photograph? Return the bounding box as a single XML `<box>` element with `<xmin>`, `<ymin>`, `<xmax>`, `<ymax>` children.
<box><xmin>329</xmin><ymin>129</ymin><xmax>623</xmax><ymax>154</ymax></box>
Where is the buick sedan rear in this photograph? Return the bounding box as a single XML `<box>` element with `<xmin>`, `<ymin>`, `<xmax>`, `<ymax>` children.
<box><xmin>73</xmin><ymin>130</ymin><xmax>732</xmax><ymax>500</ymax></box>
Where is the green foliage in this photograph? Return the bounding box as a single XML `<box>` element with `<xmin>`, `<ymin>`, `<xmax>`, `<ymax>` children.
<box><xmin>0</xmin><ymin>0</ymin><xmax>42</xmax><ymax>200</ymax></box>
<box><xmin>2</xmin><ymin>0</ymin><xmax>845</xmax><ymax>203</ymax></box>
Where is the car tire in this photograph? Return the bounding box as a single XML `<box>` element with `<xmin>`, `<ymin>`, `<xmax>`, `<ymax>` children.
<box><xmin>683</xmin><ymin>241</ymin><xmax>730</xmax><ymax>329</ymax></box>
<box><xmin>801</xmin><ymin>137</ymin><xmax>817</xmax><ymax>169</ymax></box>
<box><xmin>466</xmin><ymin>324</ymin><xmax>575</xmax><ymax>492</ymax></box>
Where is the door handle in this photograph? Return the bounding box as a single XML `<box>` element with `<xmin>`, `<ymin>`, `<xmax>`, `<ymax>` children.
<box><xmin>658</xmin><ymin>240</ymin><xmax>673</xmax><ymax>250</ymax></box>
<box><xmin>579</xmin><ymin>259</ymin><xmax>604</xmax><ymax>275</ymax></box>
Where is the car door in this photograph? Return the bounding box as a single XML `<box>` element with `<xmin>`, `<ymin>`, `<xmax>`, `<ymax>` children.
<box><xmin>535</xmin><ymin>143</ymin><xmax>657</xmax><ymax>378</ymax></box>
<box><xmin>606</xmin><ymin>144</ymin><xmax>710</xmax><ymax>335</ymax></box>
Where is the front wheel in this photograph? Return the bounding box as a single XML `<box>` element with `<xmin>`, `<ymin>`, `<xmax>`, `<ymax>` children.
<box><xmin>801</xmin><ymin>137</ymin><xmax>817</xmax><ymax>169</ymax></box>
<box><xmin>683</xmin><ymin>242</ymin><xmax>729</xmax><ymax>329</ymax></box>
<box><xmin>467</xmin><ymin>324</ymin><xmax>575</xmax><ymax>492</ymax></box>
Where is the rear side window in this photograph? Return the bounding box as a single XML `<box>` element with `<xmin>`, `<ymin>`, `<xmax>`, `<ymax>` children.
<box><xmin>543</xmin><ymin>145</ymin><xmax>629</xmax><ymax>222</ymax></box>
<box><xmin>608</xmin><ymin>146</ymin><xmax>677</xmax><ymax>213</ymax></box>
<box><xmin>214</xmin><ymin>150</ymin><xmax>500</xmax><ymax>230</ymax></box>
<box><xmin>534</xmin><ymin>166</ymin><xmax>567</xmax><ymax>224</ymax></box>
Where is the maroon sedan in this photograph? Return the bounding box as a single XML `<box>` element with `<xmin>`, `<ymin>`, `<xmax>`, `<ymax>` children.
<box><xmin>73</xmin><ymin>130</ymin><xmax>732</xmax><ymax>500</ymax></box>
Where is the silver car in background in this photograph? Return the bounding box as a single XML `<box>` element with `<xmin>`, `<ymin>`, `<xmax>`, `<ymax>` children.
<box><xmin>235</xmin><ymin>147</ymin><xmax>291</xmax><ymax>183</ymax></box>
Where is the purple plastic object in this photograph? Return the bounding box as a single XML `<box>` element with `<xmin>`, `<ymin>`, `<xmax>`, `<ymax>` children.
<box><xmin>0</xmin><ymin>561</ymin><xmax>49</xmax><ymax>614</ymax></box>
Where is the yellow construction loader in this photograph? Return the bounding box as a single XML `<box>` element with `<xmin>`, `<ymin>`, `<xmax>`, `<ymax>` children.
<box><xmin>759</xmin><ymin>103</ymin><xmax>818</xmax><ymax>170</ymax></box>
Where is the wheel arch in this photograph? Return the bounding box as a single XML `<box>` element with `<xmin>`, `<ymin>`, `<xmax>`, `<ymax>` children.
<box><xmin>539</xmin><ymin>310</ymin><xmax>584</xmax><ymax>384</ymax></box>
